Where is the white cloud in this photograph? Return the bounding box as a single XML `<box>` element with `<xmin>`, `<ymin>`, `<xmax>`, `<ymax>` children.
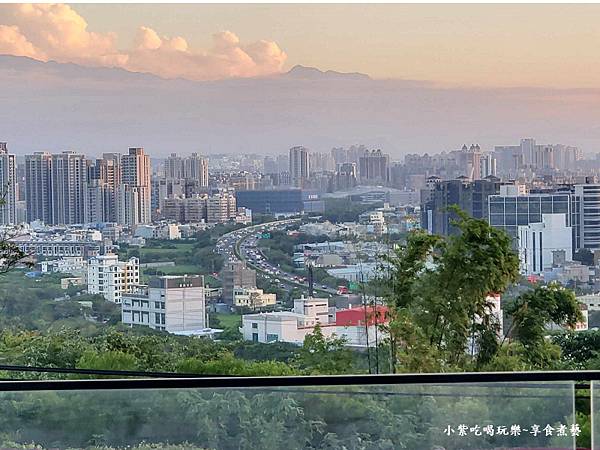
<box><xmin>0</xmin><ymin>4</ymin><xmax>287</xmax><ymax>80</ymax></box>
<box><xmin>0</xmin><ymin>25</ymin><xmax>43</xmax><ymax>59</ymax></box>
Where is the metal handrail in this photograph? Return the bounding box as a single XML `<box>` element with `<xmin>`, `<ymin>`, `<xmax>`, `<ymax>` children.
<box><xmin>0</xmin><ymin>369</ymin><xmax>599</xmax><ymax>391</ymax></box>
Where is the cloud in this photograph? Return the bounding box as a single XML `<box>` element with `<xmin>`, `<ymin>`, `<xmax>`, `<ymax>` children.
<box><xmin>0</xmin><ymin>25</ymin><xmax>43</xmax><ymax>59</ymax></box>
<box><xmin>0</xmin><ymin>3</ymin><xmax>287</xmax><ymax>80</ymax></box>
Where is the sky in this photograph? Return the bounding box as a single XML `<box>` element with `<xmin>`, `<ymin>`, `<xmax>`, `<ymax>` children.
<box><xmin>2</xmin><ymin>3</ymin><xmax>600</xmax><ymax>87</ymax></box>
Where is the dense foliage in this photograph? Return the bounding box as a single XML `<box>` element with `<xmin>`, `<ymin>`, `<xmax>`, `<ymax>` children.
<box><xmin>0</xmin><ymin>211</ymin><xmax>598</xmax><ymax>448</ymax></box>
<box><xmin>381</xmin><ymin>209</ymin><xmax>582</xmax><ymax>373</ymax></box>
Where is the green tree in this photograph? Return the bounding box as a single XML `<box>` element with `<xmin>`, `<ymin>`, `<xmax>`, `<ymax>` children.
<box><xmin>504</xmin><ymin>282</ymin><xmax>582</xmax><ymax>368</ymax></box>
<box><xmin>383</xmin><ymin>208</ymin><xmax>521</xmax><ymax>372</ymax></box>
<box><xmin>76</xmin><ymin>350</ymin><xmax>139</xmax><ymax>373</ymax></box>
<box><xmin>295</xmin><ymin>324</ymin><xmax>354</xmax><ymax>374</ymax></box>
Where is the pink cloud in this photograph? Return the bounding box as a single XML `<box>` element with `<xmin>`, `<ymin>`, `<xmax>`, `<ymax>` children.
<box><xmin>0</xmin><ymin>4</ymin><xmax>287</xmax><ymax>80</ymax></box>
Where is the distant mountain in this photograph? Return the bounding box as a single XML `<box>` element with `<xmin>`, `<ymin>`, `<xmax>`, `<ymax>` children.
<box><xmin>0</xmin><ymin>54</ymin><xmax>598</xmax><ymax>157</ymax></box>
<box><xmin>283</xmin><ymin>65</ymin><xmax>371</xmax><ymax>81</ymax></box>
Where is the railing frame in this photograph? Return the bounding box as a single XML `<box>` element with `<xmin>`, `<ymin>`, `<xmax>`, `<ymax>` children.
<box><xmin>0</xmin><ymin>368</ymin><xmax>600</xmax><ymax>391</ymax></box>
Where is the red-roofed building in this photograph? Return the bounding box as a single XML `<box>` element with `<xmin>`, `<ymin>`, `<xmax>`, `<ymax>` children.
<box><xmin>335</xmin><ymin>305</ymin><xmax>389</xmax><ymax>327</ymax></box>
<box><xmin>241</xmin><ymin>297</ymin><xmax>389</xmax><ymax>348</ymax></box>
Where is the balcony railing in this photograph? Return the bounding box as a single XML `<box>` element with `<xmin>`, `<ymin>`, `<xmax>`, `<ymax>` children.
<box><xmin>0</xmin><ymin>367</ymin><xmax>598</xmax><ymax>449</ymax></box>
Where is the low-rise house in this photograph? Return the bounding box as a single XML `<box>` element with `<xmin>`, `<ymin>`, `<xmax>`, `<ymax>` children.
<box><xmin>233</xmin><ymin>287</ymin><xmax>276</xmax><ymax>309</ymax></box>
<box><xmin>40</xmin><ymin>256</ymin><xmax>87</xmax><ymax>276</ymax></box>
<box><xmin>240</xmin><ymin>296</ymin><xmax>388</xmax><ymax>347</ymax></box>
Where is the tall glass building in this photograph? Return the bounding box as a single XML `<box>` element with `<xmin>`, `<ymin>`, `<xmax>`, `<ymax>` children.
<box><xmin>488</xmin><ymin>189</ymin><xmax>581</xmax><ymax>249</ymax></box>
<box><xmin>575</xmin><ymin>184</ymin><xmax>600</xmax><ymax>250</ymax></box>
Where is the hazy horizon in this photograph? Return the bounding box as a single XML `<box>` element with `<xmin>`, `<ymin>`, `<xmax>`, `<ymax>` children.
<box><xmin>4</xmin><ymin>4</ymin><xmax>600</xmax><ymax>88</ymax></box>
<box><xmin>3</xmin><ymin>4</ymin><xmax>600</xmax><ymax>158</ymax></box>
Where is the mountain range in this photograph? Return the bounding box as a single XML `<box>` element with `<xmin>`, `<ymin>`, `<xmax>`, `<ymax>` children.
<box><xmin>1</xmin><ymin>55</ymin><xmax>599</xmax><ymax>158</ymax></box>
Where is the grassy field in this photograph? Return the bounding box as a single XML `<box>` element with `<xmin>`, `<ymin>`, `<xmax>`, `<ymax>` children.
<box><xmin>151</xmin><ymin>264</ymin><xmax>203</xmax><ymax>275</ymax></box>
<box><xmin>140</xmin><ymin>266</ymin><xmax>222</xmax><ymax>287</ymax></box>
<box><xmin>132</xmin><ymin>241</ymin><xmax>221</xmax><ymax>284</ymax></box>
<box><xmin>214</xmin><ymin>313</ymin><xmax>242</xmax><ymax>332</ymax></box>
<box><xmin>137</xmin><ymin>242</ymin><xmax>196</xmax><ymax>258</ymax></box>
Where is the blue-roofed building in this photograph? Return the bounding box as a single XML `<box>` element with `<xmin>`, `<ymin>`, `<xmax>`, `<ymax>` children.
<box><xmin>235</xmin><ymin>189</ymin><xmax>324</xmax><ymax>214</ymax></box>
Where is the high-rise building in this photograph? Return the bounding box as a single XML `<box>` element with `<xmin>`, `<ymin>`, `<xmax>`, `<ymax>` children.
<box><xmin>575</xmin><ymin>183</ymin><xmax>600</xmax><ymax>251</ymax></box>
<box><xmin>289</xmin><ymin>146</ymin><xmax>310</xmax><ymax>187</ymax></box>
<box><xmin>493</xmin><ymin>138</ymin><xmax>580</xmax><ymax>176</ymax></box>
<box><xmin>488</xmin><ymin>185</ymin><xmax>580</xmax><ymax>249</ymax></box>
<box><xmin>25</xmin><ymin>152</ymin><xmax>53</xmax><ymax>224</ymax></box>
<box><xmin>455</xmin><ymin>144</ymin><xmax>482</xmax><ymax>180</ymax></box>
<box><xmin>164</xmin><ymin>153</ymin><xmax>184</xmax><ymax>179</ymax></box>
<box><xmin>335</xmin><ymin>162</ymin><xmax>358</xmax><ymax>191</ymax></box>
<box><xmin>480</xmin><ymin>153</ymin><xmax>497</xmax><ymax>178</ymax></box>
<box><xmin>25</xmin><ymin>151</ymin><xmax>87</xmax><ymax>225</ymax></box>
<box><xmin>118</xmin><ymin>147</ymin><xmax>151</xmax><ymax>226</ymax></box>
<box><xmin>359</xmin><ymin>149</ymin><xmax>389</xmax><ymax>185</ymax></box>
<box><xmin>86</xmin><ymin>153</ymin><xmax>122</xmax><ymax>223</ymax></box>
<box><xmin>206</xmin><ymin>190</ymin><xmax>237</xmax><ymax>223</ymax></box>
<box><xmin>0</xmin><ymin>143</ymin><xmax>17</xmax><ymax>224</ymax></box>
<box><xmin>422</xmin><ymin>177</ymin><xmax>501</xmax><ymax>236</ymax></box>
<box><xmin>184</xmin><ymin>153</ymin><xmax>209</xmax><ymax>187</ymax></box>
<box><xmin>50</xmin><ymin>151</ymin><xmax>87</xmax><ymax>225</ymax></box>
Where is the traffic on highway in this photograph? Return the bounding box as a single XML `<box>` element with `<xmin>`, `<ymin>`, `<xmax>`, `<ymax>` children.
<box><xmin>215</xmin><ymin>219</ymin><xmax>338</xmax><ymax>296</ymax></box>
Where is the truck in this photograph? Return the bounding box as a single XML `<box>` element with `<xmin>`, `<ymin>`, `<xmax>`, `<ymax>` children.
<box><xmin>337</xmin><ymin>286</ymin><xmax>349</xmax><ymax>295</ymax></box>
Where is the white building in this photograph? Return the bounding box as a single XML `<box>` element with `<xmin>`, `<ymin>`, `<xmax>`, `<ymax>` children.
<box><xmin>40</xmin><ymin>256</ymin><xmax>87</xmax><ymax>276</ymax></box>
<box><xmin>233</xmin><ymin>287</ymin><xmax>276</xmax><ymax>309</ymax></box>
<box><xmin>359</xmin><ymin>210</ymin><xmax>387</xmax><ymax>235</ymax></box>
<box><xmin>134</xmin><ymin>223</ymin><xmax>181</xmax><ymax>240</ymax></box>
<box><xmin>121</xmin><ymin>275</ymin><xmax>207</xmax><ymax>333</ymax></box>
<box><xmin>87</xmin><ymin>254</ymin><xmax>140</xmax><ymax>303</ymax></box>
<box><xmin>240</xmin><ymin>296</ymin><xmax>388</xmax><ymax>347</ymax></box>
<box><xmin>518</xmin><ymin>214</ymin><xmax>572</xmax><ymax>276</ymax></box>
<box><xmin>577</xmin><ymin>293</ymin><xmax>600</xmax><ymax>312</ymax></box>
<box><xmin>327</xmin><ymin>263</ymin><xmax>378</xmax><ymax>282</ymax></box>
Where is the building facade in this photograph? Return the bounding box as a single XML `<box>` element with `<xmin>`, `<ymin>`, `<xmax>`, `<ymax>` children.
<box><xmin>87</xmin><ymin>254</ymin><xmax>140</xmax><ymax>303</ymax></box>
<box><xmin>289</xmin><ymin>146</ymin><xmax>310</xmax><ymax>188</ymax></box>
<box><xmin>122</xmin><ymin>275</ymin><xmax>206</xmax><ymax>333</ymax></box>
<box><xmin>220</xmin><ymin>261</ymin><xmax>257</xmax><ymax>304</ymax></box>
<box><xmin>518</xmin><ymin>214</ymin><xmax>573</xmax><ymax>276</ymax></box>
<box><xmin>119</xmin><ymin>147</ymin><xmax>151</xmax><ymax>226</ymax></box>
<box><xmin>575</xmin><ymin>183</ymin><xmax>600</xmax><ymax>251</ymax></box>
<box><xmin>0</xmin><ymin>143</ymin><xmax>16</xmax><ymax>224</ymax></box>
<box><xmin>421</xmin><ymin>177</ymin><xmax>501</xmax><ymax>236</ymax></box>
<box><xmin>488</xmin><ymin>186</ymin><xmax>580</xmax><ymax>248</ymax></box>
<box><xmin>359</xmin><ymin>149</ymin><xmax>389</xmax><ymax>185</ymax></box>
<box><xmin>235</xmin><ymin>189</ymin><xmax>324</xmax><ymax>214</ymax></box>
<box><xmin>51</xmin><ymin>151</ymin><xmax>87</xmax><ymax>225</ymax></box>
<box><xmin>25</xmin><ymin>152</ymin><xmax>53</xmax><ymax>224</ymax></box>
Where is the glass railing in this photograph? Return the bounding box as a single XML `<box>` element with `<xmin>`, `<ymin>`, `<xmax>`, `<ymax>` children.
<box><xmin>0</xmin><ymin>370</ymin><xmax>591</xmax><ymax>449</ymax></box>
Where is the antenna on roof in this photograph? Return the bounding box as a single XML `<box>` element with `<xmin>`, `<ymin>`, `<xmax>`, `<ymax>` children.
<box><xmin>308</xmin><ymin>263</ymin><xmax>314</xmax><ymax>298</ymax></box>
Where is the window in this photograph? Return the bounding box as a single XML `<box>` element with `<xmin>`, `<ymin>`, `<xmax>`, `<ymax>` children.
<box><xmin>251</xmin><ymin>322</ymin><xmax>258</xmax><ymax>329</ymax></box>
<box><xmin>489</xmin><ymin>202</ymin><xmax>505</xmax><ymax>214</ymax></box>
<box><xmin>490</xmin><ymin>214</ymin><xmax>504</xmax><ymax>226</ymax></box>
<box><xmin>267</xmin><ymin>334</ymin><xmax>278</xmax><ymax>343</ymax></box>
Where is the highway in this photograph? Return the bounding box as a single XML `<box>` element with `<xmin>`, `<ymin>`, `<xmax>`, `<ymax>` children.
<box><xmin>215</xmin><ymin>218</ymin><xmax>337</xmax><ymax>296</ymax></box>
